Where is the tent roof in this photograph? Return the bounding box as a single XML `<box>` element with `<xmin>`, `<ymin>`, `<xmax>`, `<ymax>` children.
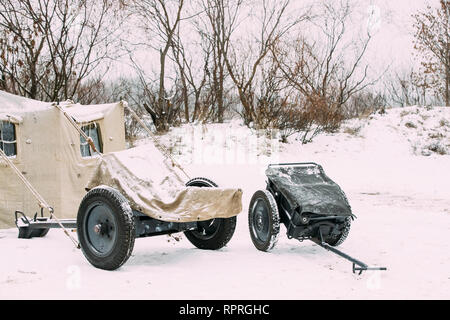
<box><xmin>0</xmin><ymin>90</ymin><xmax>120</xmax><ymax>123</ymax></box>
<box><xmin>63</xmin><ymin>102</ymin><xmax>119</xmax><ymax>123</ymax></box>
<box><xmin>0</xmin><ymin>90</ymin><xmax>51</xmax><ymax>122</ymax></box>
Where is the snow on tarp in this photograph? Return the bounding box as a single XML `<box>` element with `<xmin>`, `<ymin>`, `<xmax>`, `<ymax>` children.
<box><xmin>266</xmin><ymin>164</ymin><xmax>353</xmax><ymax>217</ymax></box>
<box><xmin>63</xmin><ymin>103</ymin><xmax>118</xmax><ymax>123</ymax></box>
<box><xmin>0</xmin><ymin>90</ymin><xmax>116</xmax><ymax>123</ymax></box>
<box><xmin>0</xmin><ymin>90</ymin><xmax>51</xmax><ymax>114</ymax></box>
<box><xmin>86</xmin><ymin>142</ymin><xmax>243</xmax><ymax>222</ymax></box>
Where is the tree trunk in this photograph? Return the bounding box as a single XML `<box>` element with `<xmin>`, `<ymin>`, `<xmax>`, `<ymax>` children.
<box><xmin>446</xmin><ymin>60</ymin><xmax>449</xmax><ymax>106</ymax></box>
<box><xmin>180</xmin><ymin>70</ymin><xmax>189</xmax><ymax>122</ymax></box>
<box><xmin>158</xmin><ymin>47</ymin><xmax>170</xmax><ymax>131</ymax></box>
<box><xmin>193</xmin><ymin>97</ymin><xmax>200</xmax><ymax>122</ymax></box>
<box><xmin>217</xmin><ymin>57</ymin><xmax>224</xmax><ymax>123</ymax></box>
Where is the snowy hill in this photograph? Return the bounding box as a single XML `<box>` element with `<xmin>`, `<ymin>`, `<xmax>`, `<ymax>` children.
<box><xmin>0</xmin><ymin>106</ymin><xmax>449</xmax><ymax>299</ymax></box>
<box><xmin>158</xmin><ymin>105</ymin><xmax>450</xmax><ymax>201</ymax></box>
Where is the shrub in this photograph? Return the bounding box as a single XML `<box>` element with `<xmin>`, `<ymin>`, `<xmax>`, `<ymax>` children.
<box><xmin>426</xmin><ymin>142</ymin><xmax>448</xmax><ymax>155</ymax></box>
<box><xmin>405</xmin><ymin>121</ymin><xmax>417</xmax><ymax>129</ymax></box>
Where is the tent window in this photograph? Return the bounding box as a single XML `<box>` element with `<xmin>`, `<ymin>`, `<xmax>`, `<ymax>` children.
<box><xmin>80</xmin><ymin>122</ymin><xmax>103</xmax><ymax>157</ymax></box>
<box><xmin>0</xmin><ymin>121</ymin><xmax>17</xmax><ymax>157</ymax></box>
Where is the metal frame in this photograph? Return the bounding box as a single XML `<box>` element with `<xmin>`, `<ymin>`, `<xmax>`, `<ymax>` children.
<box><xmin>15</xmin><ymin>210</ymin><xmax>77</xmax><ymax>229</ymax></box>
<box><xmin>15</xmin><ymin>209</ymin><xmax>200</xmax><ymax>239</ymax></box>
<box><xmin>133</xmin><ymin>210</ymin><xmax>198</xmax><ymax>238</ymax></box>
<box><xmin>268</xmin><ymin>162</ymin><xmax>321</xmax><ymax>168</ymax></box>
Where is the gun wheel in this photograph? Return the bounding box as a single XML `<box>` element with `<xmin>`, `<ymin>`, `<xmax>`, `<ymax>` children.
<box><xmin>248</xmin><ymin>190</ymin><xmax>280</xmax><ymax>252</ymax></box>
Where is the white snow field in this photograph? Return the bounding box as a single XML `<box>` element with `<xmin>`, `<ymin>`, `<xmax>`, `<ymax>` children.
<box><xmin>0</xmin><ymin>106</ymin><xmax>449</xmax><ymax>300</ymax></box>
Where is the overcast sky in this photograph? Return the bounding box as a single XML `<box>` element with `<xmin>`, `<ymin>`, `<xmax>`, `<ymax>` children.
<box><xmin>110</xmin><ymin>0</ymin><xmax>436</xmax><ymax>82</ymax></box>
<box><xmin>362</xmin><ymin>0</ymin><xmax>433</xmax><ymax>70</ymax></box>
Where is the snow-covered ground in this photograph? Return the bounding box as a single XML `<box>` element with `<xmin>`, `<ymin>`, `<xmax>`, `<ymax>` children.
<box><xmin>1</xmin><ymin>106</ymin><xmax>449</xmax><ymax>299</ymax></box>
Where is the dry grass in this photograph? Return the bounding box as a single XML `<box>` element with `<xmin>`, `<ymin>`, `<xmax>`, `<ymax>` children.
<box><xmin>428</xmin><ymin>132</ymin><xmax>444</xmax><ymax>139</ymax></box>
<box><xmin>357</xmin><ymin>108</ymin><xmax>376</xmax><ymax>119</ymax></box>
<box><xmin>400</xmin><ymin>110</ymin><xmax>411</xmax><ymax>117</ymax></box>
<box><xmin>405</xmin><ymin>121</ymin><xmax>417</xmax><ymax>129</ymax></box>
<box><xmin>343</xmin><ymin>125</ymin><xmax>363</xmax><ymax>136</ymax></box>
<box><xmin>439</xmin><ymin>118</ymin><xmax>449</xmax><ymax>127</ymax></box>
<box><xmin>426</xmin><ymin>142</ymin><xmax>448</xmax><ymax>155</ymax></box>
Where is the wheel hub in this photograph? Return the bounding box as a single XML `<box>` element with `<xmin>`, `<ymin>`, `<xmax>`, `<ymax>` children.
<box><xmin>192</xmin><ymin>219</ymin><xmax>220</xmax><ymax>240</ymax></box>
<box><xmin>94</xmin><ymin>222</ymin><xmax>112</xmax><ymax>236</ymax></box>
<box><xmin>84</xmin><ymin>202</ymin><xmax>117</xmax><ymax>256</ymax></box>
<box><xmin>251</xmin><ymin>199</ymin><xmax>270</xmax><ymax>242</ymax></box>
<box><xmin>94</xmin><ymin>224</ymin><xmax>102</xmax><ymax>234</ymax></box>
<box><xmin>255</xmin><ymin>212</ymin><xmax>264</xmax><ymax>231</ymax></box>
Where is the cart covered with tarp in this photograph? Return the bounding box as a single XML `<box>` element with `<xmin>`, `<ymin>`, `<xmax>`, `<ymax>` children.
<box><xmin>248</xmin><ymin>163</ymin><xmax>386</xmax><ymax>274</ymax></box>
<box><xmin>86</xmin><ymin>143</ymin><xmax>242</xmax><ymax>223</ymax></box>
<box><xmin>265</xmin><ymin>164</ymin><xmax>353</xmax><ymax>218</ymax></box>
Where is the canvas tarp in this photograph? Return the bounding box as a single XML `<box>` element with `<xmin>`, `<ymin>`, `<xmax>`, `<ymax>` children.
<box><xmin>266</xmin><ymin>164</ymin><xmax>353</xmax><ymax>217</ymax></box>
<box><xmin>86</xmin><ymin>142</ymin><xmax>243</xmax><ymax>222</ymax></box>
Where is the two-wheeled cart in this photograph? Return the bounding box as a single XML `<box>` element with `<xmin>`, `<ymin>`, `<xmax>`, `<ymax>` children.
<box><xmin>248</xmin><ymin>163</ymin><xmax>386</xmax><ymax>274</ymax></box>
<box><xmin>14</xmin><ymin>177</ymin><xmax>238</xmax><ymax>270</ymax></box>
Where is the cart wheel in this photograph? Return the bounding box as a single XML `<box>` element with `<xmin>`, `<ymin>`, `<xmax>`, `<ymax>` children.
<box><xmin>248</xmin><ymin>190</ymin><xmax>280</xmax><ymax>252</ymax></box>
<box><xmin>77</xmin><ymin>186</ymin><xmax>135</xmax><ymax>270</ymax></box>
<box><xmin>183</xmin><ymin>177</ymin><xmax>237</xmax><ymax>250</ymax></box>
<box><xmin>325</xmin><ymin>217</ymin><xmax>351</xmax><ymax>247</ymax></box>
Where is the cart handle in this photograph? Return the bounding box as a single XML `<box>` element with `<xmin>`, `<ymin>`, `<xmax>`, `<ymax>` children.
<box><xmin>353</xmin><ymin>264</ymin><xmax>387</xmax><ymax>275</ymax></box>
<box><xmin>268</xmin><ymin>162</ymin><xmax>321</xmax><ymax>168</ymax></box>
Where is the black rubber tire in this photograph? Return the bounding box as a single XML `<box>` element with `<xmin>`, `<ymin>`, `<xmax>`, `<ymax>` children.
<box><xmin>325</xmin><ymin>217</ymin><xmax>351</xmax><ymax>247</ymax></box>
<box><xmin>185</xmin><ymin>177</ymin><xmax>218</xmax><ymax>188</ymax></box>
<box><xmin>183</xmin><ymin>177</ymin><xmax>237</xmax><ymax>250</ymax></box>
<box><xmin>248</xmin><ymin>190</ymin><xmax>280</xmax><ymax>252</ymax></box>
<box><xmin>77</xmin><ymin>186</ymin><xmax>136</xmax><ymax>270</ymax></box>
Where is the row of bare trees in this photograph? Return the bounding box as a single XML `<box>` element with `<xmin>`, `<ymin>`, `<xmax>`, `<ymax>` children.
<box><xmin>0</xmin><ymin>0</ymin><xmax>127</xmax><ymax>102</ymax></box>
<box><xmin>118</xmin><ymin>0</ymin><xmax>379</xmax><ymax>143</ymax></box>
<box><xmin>412</xmin><ymin>0</ymin><xmax>449</xmax><ymax>107</ymax></box>
<box><xmin>381</xmin><ymin>1</ymin><xmax>449</xmax><ymax>108</ymax></box>
<box><xmin>0</xmin><ymin>0</ymin><xmax>448</xmax><ymax>144</ymax></box>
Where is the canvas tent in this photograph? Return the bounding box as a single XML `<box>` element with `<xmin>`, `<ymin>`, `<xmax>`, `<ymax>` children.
<box><xmin>0</xmin><ymin>90</ymin><xmax>125</xmax><ymax>228</ymax></box>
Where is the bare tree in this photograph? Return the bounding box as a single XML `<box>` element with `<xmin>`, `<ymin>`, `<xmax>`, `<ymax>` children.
<box><xmin>344</xmin><ymin>90</ymin><xmax>386</xmax><ymax>118</ymax></box>
<box><xmin>72</xmin><ymin>77</ymin><xmax>107</xmax><ymax>105</ymax></box>
<box><xmin>383</xmin><ymin>69</ymin><xmax>425</xmax><ymax>107</ymax></box>
<box><xmin>223</xmin><ymin>0</ymin><xmax>306</xmax><ymax>128</ymax></box>
<box><xmin>171</xmin><ymin>30</ymin><xmax>190</xmax><ymax>123</ymax></box>
<box><xmin>109</xmin><ymin>77</ymin><xmax>158</xmax><ymax>145</ymax></box>
<box><xmin>0</xmin><ymin>0</ymin><xmax>124</xmax><ymax>102</ymax></box>
<box><xmin>412</xmin><ymin>0</ymin><xmax>450</xmax><ymax>106</ymax></box>
<box><xmin>198</xmin><ymin>0</ymin><xmax>243</xmax><ymax>123</ymax></box>
<box><xmin>169</xmin><ymin>13</ymin><xmax>217</xmax><ymax>124</ymax></box>
<box><xmin>273</xmin><ymin>1</ymin><xmax>375</xmax><ymax>123</ymax></box>
<box><xmin>129</xmin><ymin>0</ymin><xmax>185</xmax><ymax>131</ymax></box>
<box><xmin>0</xmin><ymin>0</ymin><xmax>49</xmax><ymax>98</ymax></box>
